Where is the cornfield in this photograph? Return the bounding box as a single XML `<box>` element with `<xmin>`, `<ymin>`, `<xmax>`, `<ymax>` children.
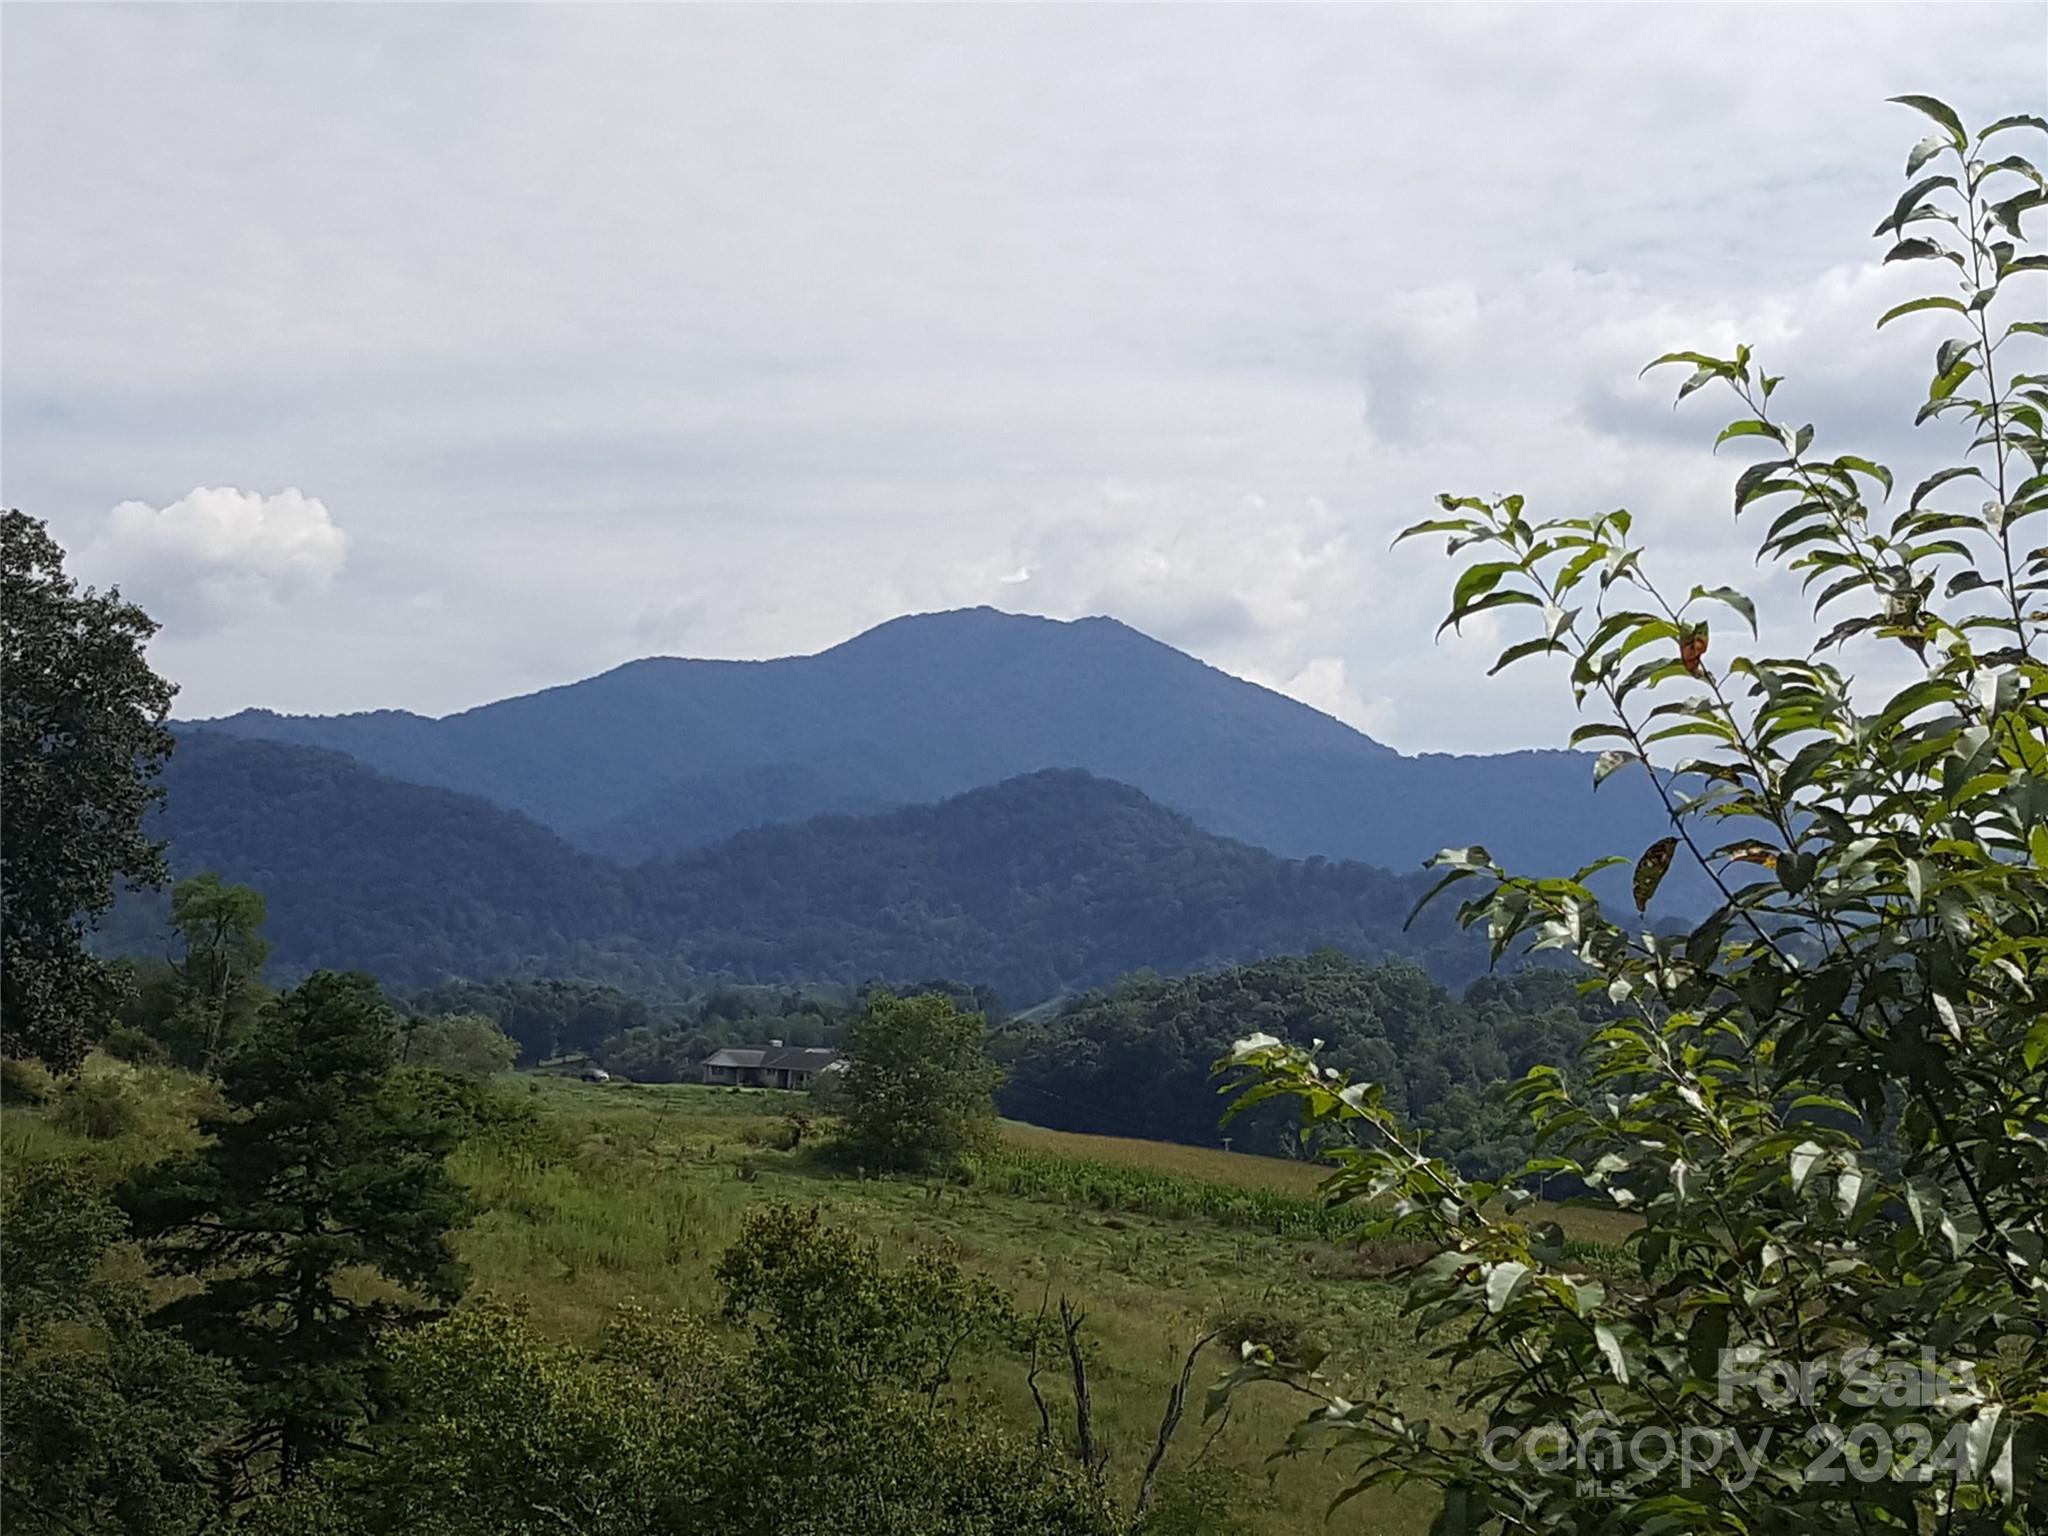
<box><xmin>976</xmin><ymin>1127</ymin><xmax>1629</xmax><ymax>1264</ymax></box>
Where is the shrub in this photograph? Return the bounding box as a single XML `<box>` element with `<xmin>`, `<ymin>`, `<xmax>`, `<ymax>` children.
<box><xmin>1205</xmin><ymin>1307</ymin><xmax>1315</xmax><ymax>1366</ymax></box>
<box><xmin>54</xmin><ymin>1073</ymin><xmax>142</xmax><ymax>1141</ymax></box>
<box><xmin>1136</xmin><ymin>1462</ymin><xmax>1262</xmax><ymax>1536</ymax></box>
<box><xmin>99</xmin><ymin>1025</ymin><xmax>169</xmax><ymax>1068</ymax></box>
<box><xmin>0</xmin><ymin>1055</ymin><xmax>55</xmax><ymax>1106</ymax></box>
<box><xmin>384</xmin><ymin>1063</ymin><xmax>564</xmax><ymax>1159</ymax></box>
<box><xmin>736</xmin><ymin>1119</ymin><xmax>801</xmax><ymax>1152</ymax></box>
<box><xmin>401</xmin><ymin>1012</ymin><xmax>519</xmax><ymax>1077</ymax></box>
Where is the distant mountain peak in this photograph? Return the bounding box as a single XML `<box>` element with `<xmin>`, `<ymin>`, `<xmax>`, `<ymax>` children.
<box><xmin>176</xmin><ymin>603</ymin><xmax>1696</xmax><ymax>907</ymax></box>
<box><xmin>816</xmin><ymin>605</ymin><xmax>1149</xmax><ymax>654</ymax></box>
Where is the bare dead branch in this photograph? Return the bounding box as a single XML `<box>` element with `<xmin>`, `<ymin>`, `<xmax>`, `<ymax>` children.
<box><xmin>1026</xmin><ymin>1285</ymin><xmax>1053</xmax><ymax>1445</ymax></box>
<box><xmin>1133</xmin><ymin>1330</ymin><xmax>1218</xmax><ymax>1522</ymax></box>
<box><xmin>1060</xmin><ymin>1294</ymin><xmax>1097</xmax><ymax>1481</ymax></box>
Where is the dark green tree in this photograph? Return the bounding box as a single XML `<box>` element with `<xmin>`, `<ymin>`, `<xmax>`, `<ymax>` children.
<box><xmin>1</xmin><ymin>510</ymin><xmax>177</xmax><ymax>1070</ymax></box>
<box><xmin>833</xmin><ymin>990</ymin><xmax>1001</xmax><ymax>1170</ymax></box>
<box><xmin>121</xmin><ymin>971</ymin><xmax>469</xmax><ymax>1493</ymax></box>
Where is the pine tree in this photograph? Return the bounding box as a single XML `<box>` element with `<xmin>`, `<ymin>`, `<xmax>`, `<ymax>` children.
<box><xmin>122</xmin><ymin>970</ymin><xmax>469</xmax><ymax>1493</ymax></box>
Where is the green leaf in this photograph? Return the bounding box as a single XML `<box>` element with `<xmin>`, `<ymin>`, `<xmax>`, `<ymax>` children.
<box><xmin>1675</xmin><ymin>366</ymin><xmax>1718</xmax><ymax>404</ymax></box>
<box><xmin>1905</xmin><ymin>133</ymin><xmax>1950</xmax><ymax>176</ymax></box>
<box><xmin>1403</xmin><ymin>868</ymin><xmax>1476</xmax><ymax>932</ymax></box>
<box><xmin>1437</xmin><ymin>588</ymin><xmax>1541</xmax><ymax>638</ymax></box>
<box><xmin>2025</xmin><ymin>1019</ymin><xmax>2048</xmax><ymax>1072</ymax></box>
<box><xmin>1889</xmin><ymin>94</ymin><xmax>1967</xmax><ymax>149</ymax></box>
<box><xmin>1980</xmin><ymin>113</ymin><xmax>2048</xmax><ymax>141</ymax></box>
<box><xmin>1485</xmin><ymin>1260</ymin><xmax>1531</xmax><ymax>1313</ymax></box>
<box><xmin>1487</xmin><ymin>637</ymin><xmax>1564</xmax><ymax>676</ymax></box>
<box><xmin>1569</xmin><ymin>722</ymin><xmax>1631</xmax><ymax>748</ymax></box>
<box><xmin>1992</xmin><ymin>188</ymin><xmax>2048</xmax><ymax>238</ymax></box>
<box><xmin>1593</xmin><ymin>1324</ymin><xmax>1629</xmax><ymax>1385</ymax></box>
<box><xmin>1427</xmin><ymin>845</ymin><xmax>1493</xmax><ymax>870</ymax></box>
<box><xmin>1690</xmin><ymin>584</ymin><xmax>1758</xmax><ymax>637</ymax></box>
<box><xmin>1834</xmin><ymin>455</ymin><xmax>1893</xmax><ymax>499</ymax></box>
<box><xmin>1594</xmin><ymin>749</ymin><xmax>1639</xmax><ymax>787</ymax></box>
<box><xmin>1449</xmin><ymin>561</ymin><xmax>1516</xmax><ymax>605</ymax></box>
<box><xmin>1910</xmin><ymin>464</ymin><xmax>1984</xmax><ymax>508</ymax></box>
<box><xmin>1687</xmin><ymin>1305</ymin><xmax>1729</xmax><ymax>1380</ymax></box>
<box><xmin>1778</xmin><ymin>849</ymin><xmax>1818</xmax><ymax>895</ymax></box>
<box><xmin>1874</xmin><ymin>174</ymin><xmax>1956</xmax><ymax>236</ymax></box>
<box><xmin>1789</xmin><ymin>1141</ymin><xmax>1825</xmax><ymax>1194</ymax></box>
<box><xmin>1639</xmin><ymin>350</ymin><xmax>1727</xmax><ymax>378</ymax></box>
<box><xmin>1884</xmin><ymin>238</ymin><xmax>1945</xmax><ymax>264</ymax></box>
<box><xmin>1714</xmin><ymin>419</ymin><xmax>1781</xmax><ymax>450</ymax></box>
<box><xmin>1632</xmin><ymin>837</ymin><xmax>1679</xmax><ymax>913</ymax></box>
<box><xmin>1978</xmin><ymin>152</ymin><xmax>2046</xmax><ymax>189</ymax></box>
<box><xmin>1390</xmin><ymin>517</ymin><xmax>1475</xmax><ymax>545</ymax></box>
<box><xmin>1928</xmin><ymin>358</ymin><xmax>1975</xmax><ymax>403</ymax></box>
<box><xmin>1732</xmin><ymin>458</ymin><xmax>1794</xmax><ymax>511</ymax></box>
<box><xmin>1877</xmin><ymin>294</ymin><xmax>1967</xmax><ymax>328</ymax></box>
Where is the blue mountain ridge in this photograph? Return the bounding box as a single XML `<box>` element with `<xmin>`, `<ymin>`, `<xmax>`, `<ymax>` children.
<box><xmin>188</xmin><ymin>606</ymin><xmax>1699</xmax><ymax>903</ymax></box>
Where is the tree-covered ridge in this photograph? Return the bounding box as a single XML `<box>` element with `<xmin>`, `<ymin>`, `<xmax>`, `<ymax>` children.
<box><xmin>995</xmin><ymin>955</ymin><xmax>1609</xmax><ymax>1178</ymax></box>
<box><xmin>188</xmin><ymin>606</ymin><xmax>1700</xmax><ymax>907</ymax></box>
<box><xmin>116</xmin><ymin>731</ymin><xmax>1482</xmax><ymax>1004</ymax></box>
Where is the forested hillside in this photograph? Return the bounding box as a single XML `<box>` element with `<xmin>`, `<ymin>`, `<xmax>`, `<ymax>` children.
<box><xmin>191</xmin><ymin>607</ymin><xmax>1700</xmax><ymax>905</ymax></box>
<box><xmin>995</xmin><ymin>955</ymin><xmax>1612</xmax><ymax>1175</ymax></box>
<box><xmin>114</xmin><ymin>731</ymin><xmax>1482</xmax><ymax>1003</ymax></box>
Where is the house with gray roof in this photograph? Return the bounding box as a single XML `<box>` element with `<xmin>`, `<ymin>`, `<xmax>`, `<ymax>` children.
<box><xmin>698</xmin><ymin>1043</ymin><xmax>842</xmax><ymax>1090</ymax></box>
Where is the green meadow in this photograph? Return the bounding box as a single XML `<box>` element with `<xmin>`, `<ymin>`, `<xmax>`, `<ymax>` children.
<box><xmin>4</xmin><ymin>1061</ymin><xmax>1633</xmax><ymax>1535</ymax></box>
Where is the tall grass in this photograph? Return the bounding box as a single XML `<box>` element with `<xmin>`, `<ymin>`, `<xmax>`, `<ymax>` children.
<box><xmin>972</xmin><ymin>1142</ymin><xmax>1374</xmax><ymax>1241</ymax></box>
<box><xmin>0</xmin><ymin>1054</ymin><xmax>215</xmax><ymax>1177</ymax></box>
<box><xmin>976</xmin><ymin>1131</ymin><xmax>1634</xmax><ymax>1264</ymax></box>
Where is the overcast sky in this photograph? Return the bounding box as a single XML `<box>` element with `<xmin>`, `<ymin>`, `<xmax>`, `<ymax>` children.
<box><xmin>4</xmin><ymin>3</ymin><xmax>2043</xmax><ymax>752</ymax></box>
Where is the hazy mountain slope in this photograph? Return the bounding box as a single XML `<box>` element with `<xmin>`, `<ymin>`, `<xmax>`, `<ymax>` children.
<box><xmin>190</xmin><ymin>606</ymin><xmax>1689</xmax><ymax>898</ymax></box>
<box><xmin>197</xmin><ymin>609</ymin><xmax>1386</xmax><ymax>831</ymax></box>
<box><xmin>649</xmin><ymin>767</ymin><xmax>1481</xmax><ymax>1000</ymax></box>
<box><xmin>120</xmin><ymin>732</ymin><xmax>1480</xmax><ymax>1001</ymax></box>
<box><xmin>105</xmin><ymin>731</ymin><xmax>632</xmax><ymax>984</ymax></box>
<box><xmin>574</xmin><ymin>761</ymin><xmax>895</xmax><ymax>863</ymax></box>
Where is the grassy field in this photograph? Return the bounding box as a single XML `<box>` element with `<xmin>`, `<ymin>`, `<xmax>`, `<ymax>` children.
<box><xmin>3</xmin><ymin>1061</ymin><xmax>1633</xmax><ymax>1535</ymax></box>
<box><xmin>987</xmin><ymin>1117</ymin><xmax>1637</xmax><ymax>1255</ymax></box>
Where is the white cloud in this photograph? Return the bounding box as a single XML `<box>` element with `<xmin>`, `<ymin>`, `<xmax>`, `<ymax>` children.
<box><xmin>86</xmin><ymin>487</ymin><xmax>348</xmax><ymax>630</ymax></box>
<box><xmin>1251</xmin><ymin>656</ymin><xmax>1390</xmax><ymax>737</ymax></box>
<box><xmin>2</xmin><ymin>4</ymin><xmax>2039</xmax><ymax>733</ymax></box>
<box><xmin>979</xmin><ymin>482</ymin><xmax>1365</xmax><ymax>679</ymax></box>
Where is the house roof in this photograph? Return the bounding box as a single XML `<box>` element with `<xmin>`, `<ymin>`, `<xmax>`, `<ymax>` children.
<box><xmin>765</xmin><ymin>1047</ymin><xmax>840</xmax><ymax>1072</ymax></box>
<box><xmin>702</xmin><ymin>1047</ymin><xmax>768</xmax><ymax>1069</ymax></box>
<box><xmin>701</xmin><ymin>1046</ymin><xmax>842</xmax><ymax>1072</ymax></box>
